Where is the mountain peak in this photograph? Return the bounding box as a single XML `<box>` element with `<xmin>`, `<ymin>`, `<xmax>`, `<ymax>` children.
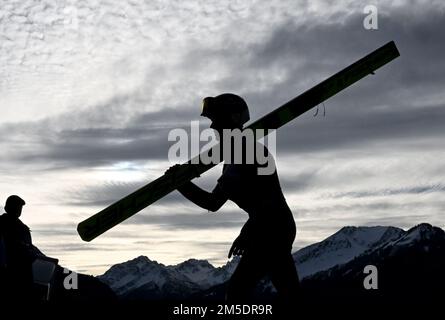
<box><xmin>407</xmin><ymin>223</ymin><xmax>436</xmax><ymax>234</ymax></box>
<box><xmin>294</xmin><ymin>225</ymin><xmax>404</xmax><ymax>279</ymax></box>
<box><xmin>391</xmin><ymin>223</ymin><xmax>445</xmax><ymax>247</ymax></box>
<box><xmin>132</xmin><ymin>255</ymin><xmax>151</xmax><ymax>264</ymax></box>
<box><xmin>175</xmin><ymin>259</ymin><xmax>214</xmax><ymax>270</ymax></box>
<box><xmin>338</xmin><ymin>226</ymin><xmax>358</xmax><ymax>234</ymax></box>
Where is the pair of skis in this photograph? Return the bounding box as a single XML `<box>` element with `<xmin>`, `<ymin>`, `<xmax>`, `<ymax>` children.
<box><xmin>78</xmin><ymin>41</ymin><xmax>400</xmax><ymax>242</ymax></box>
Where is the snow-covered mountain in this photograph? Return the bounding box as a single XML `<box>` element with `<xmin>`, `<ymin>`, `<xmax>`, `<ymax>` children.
<box><xmin>301</xmin><ymin>223</ymin><xmax>445</xmax><ymax>305</ymax></box>
<box><xmin>383</xmin><ymin>223</ymin><xmax>444</xmax><ymax>250</ymax></box>
<box><xmin>98</xmin><ymin>223</ymin><xmax>444</xmax><ymax>300</ymax></box>
<box><xmin>294</xmin><ymin>226</ymin><xmax>404</xmax><ymax>279</ymax></box>
<box><xmin>99</xmin><ymin>256</ymin><xmax>239</xmax><ymax>298</ymax></box>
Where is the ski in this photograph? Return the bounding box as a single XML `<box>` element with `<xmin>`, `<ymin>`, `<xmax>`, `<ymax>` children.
<box><xmin>78</xmin><ymin>41</ymin><xmax>400</xmax><ymax>242</ymax></box>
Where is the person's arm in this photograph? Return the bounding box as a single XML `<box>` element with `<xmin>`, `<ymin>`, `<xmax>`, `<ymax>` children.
<box><xmin>166</xmin><ymin>164</ymin><xmax>228</xmax><ymax>212</ymax></box>
<box><xmin>178</xmin><ymin>181</ymin><xmax>228</xmax><ymax>212</ymax></box>
<box><xmin>19</xmin><ymin>229</ymin><xmax>40</xmax><ymax>262</ymax></box>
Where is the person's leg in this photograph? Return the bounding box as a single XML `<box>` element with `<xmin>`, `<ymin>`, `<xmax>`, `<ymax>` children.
<box><xmin>269</xmin><ymin>251</ymin><xmax>300</xmax><ymax>303</ymax></box>
<box><xmin>226</xmin><ymin>253</ymin><xmax>266</xmax><ymax>303</ymax></box>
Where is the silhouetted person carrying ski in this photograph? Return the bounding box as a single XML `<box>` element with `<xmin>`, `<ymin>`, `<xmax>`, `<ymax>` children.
<box><xmin>0</xmin><ymin>195</ymin><xmax>41</xmax><ymax>300</ymax></box>
<box><xmin>167</xmin><ymin>93</ymin><xmax>300</xmax><ymax>304</ymax></box>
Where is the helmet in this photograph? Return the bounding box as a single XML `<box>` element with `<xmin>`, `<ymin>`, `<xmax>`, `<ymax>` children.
<box><xmin>201</xmin><ymin>93</ymin><xmax>250</xmax><ymax>127</ymax></box>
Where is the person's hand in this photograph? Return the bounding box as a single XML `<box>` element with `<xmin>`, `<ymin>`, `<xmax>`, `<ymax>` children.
<box><xmin>166</xmin><ymin>164</ymin><xmax>194</xmax><ymax>193</ymax></box>
<box><xmin>165</xmin><ymin>164</ymin><xmax>181</xmax><ymax>176</ymax></box>
<box><xmin>228</xmin><ymin>234</ymin><xmax>247</xmax><ymax>258</ymax></box>
<box><xmin>166</xmin><ymin>163</ymin><xmax>201</xmax><ymax>179</ymax></box>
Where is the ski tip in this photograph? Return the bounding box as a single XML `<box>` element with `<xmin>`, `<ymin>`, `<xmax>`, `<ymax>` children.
<box><xmin>77</xmin><ymin>222</ymin><xmax>94</xmax><ymax>242</ymax></box>
<box><xmin>386</xmin><ymin>40</ymin><xmax>401</xmax><ymax>57</ymax></box>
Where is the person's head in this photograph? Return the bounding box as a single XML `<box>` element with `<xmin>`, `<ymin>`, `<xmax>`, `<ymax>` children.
<box><xmin>4</xmin><ymin>195</ymin><xmax>26</xmax><ymax>218</ymax></box>
<box><xmin>201</xmin><ymin>93</ymin><xmax>250</xmax><ymax>136</ymax></box>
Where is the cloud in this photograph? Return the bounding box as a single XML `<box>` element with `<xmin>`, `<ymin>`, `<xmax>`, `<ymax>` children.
<box><xmin>2</xmin><ymin>6</ymin><xmax>445</xmax><ymax>170</ymax></box>
<box><xmin>65</xmin><ymin>179</ymin><xmax>196</xmax><ymax>207</ymax></box>
<box><xmin>323</xmin><ymin>183</ymin><xmax>445</xmax><ymax>199</ymax></box>
<box><xmin>276</xmin><ymin>101</ymin><xmax>445</xmax><ymax>155</ymax></box>
<box><xmin>31</xmin><ymin>223</ymin><xmax>78</xmax><ymax>236</ymax></box>
<box><xmin>128</xmin><ymin>209</ymin><xmax>247</xmax><ymax>231</ymax></box>
<box><xmin>2</xmin><ymin>1</ymin><xmax>445</xmax><ymax>274</ymax></box>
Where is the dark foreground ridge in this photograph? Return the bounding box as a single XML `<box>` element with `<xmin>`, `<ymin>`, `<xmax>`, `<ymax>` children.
<box><xmin>4</xmin><ymin>223</ymin><xmax>443</xmax><ymax>318</ymax></box>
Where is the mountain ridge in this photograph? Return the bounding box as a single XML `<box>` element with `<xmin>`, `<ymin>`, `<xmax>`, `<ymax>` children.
<box><xmin>98</xmin><ymin>223</ymin><xmax>444</xmax><ymax>301</ymax></box>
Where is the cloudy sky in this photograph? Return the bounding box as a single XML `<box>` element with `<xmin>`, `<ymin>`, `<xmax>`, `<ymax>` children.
<box><xmin>1</xmin><ymin>0</ymin><xmax>444</xmax><ymax>275</ymax></box>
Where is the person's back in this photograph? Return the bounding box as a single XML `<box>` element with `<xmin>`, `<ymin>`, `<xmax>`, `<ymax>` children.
<box><xmin>0</xmin><ymin>213</ymin><xmax>33</xmax><ymax>264</ymax></box>
<box><xmin>216</xmin><ymin>143</ymin><xmax>296</xmax><ymax>251</ymax></box>
<box><xmin>0</xmin><ymin>195</ymin><xmax>34</xmax><ymax>300</ymax></box>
